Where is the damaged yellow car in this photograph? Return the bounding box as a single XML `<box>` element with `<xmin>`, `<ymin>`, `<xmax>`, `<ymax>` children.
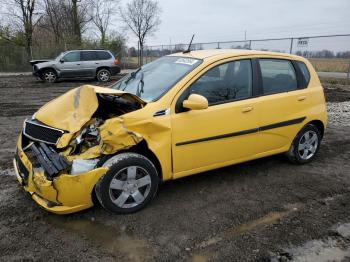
<box><xmin>14</xmin><ymin>49</ymin><xmax>327</xmax><ymax>214</ymax></box>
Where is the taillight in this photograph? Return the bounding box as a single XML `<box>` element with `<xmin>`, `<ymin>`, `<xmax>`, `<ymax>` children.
<box><xmin>114</xmin><ymin>58</ymin><xmax>119</xmax><ymax>65</ymax></box>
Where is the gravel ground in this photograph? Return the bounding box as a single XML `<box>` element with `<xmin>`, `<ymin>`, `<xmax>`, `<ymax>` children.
<box><xmin>0</xmin><ymin>76</ymin><xmax>350</xmax><ymax>261</ymax></box>
<box><xmin>327</xmin><ymin>101</ymin><xmax>350</xmax><ymax>127</ymax></box>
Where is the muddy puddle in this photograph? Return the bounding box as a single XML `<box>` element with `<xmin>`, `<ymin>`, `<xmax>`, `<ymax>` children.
<box><xmin>47</xmin><ymin>216</ymin><xmax>154</xmax><ymax>261</ymax></box>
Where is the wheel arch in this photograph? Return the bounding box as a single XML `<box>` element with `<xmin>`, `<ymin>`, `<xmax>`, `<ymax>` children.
<box><xmin>39</xmin><ymin>67</ymin><xmax>58</xmax><ymax>76</ymax></box>
<box><xmin>307</xmin><ymin>119</ymin><xmax>325</xmax><ymax>138</ymax></box>
<box><xmin>97</xmin><ymin>140</ymin><xmax>163</xmax><ymax>181</ymax></box>
<box><xmin>96</xmin><ymin>66</ymin><xmax>111</xmax><ymax>75</ymax></box>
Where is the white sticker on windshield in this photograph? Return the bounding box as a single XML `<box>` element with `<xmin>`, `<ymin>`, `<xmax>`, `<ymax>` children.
<box><xmin>175</xmin><ymin>58</ymin><xmax>198</xmax><ymax>66</ymax></box>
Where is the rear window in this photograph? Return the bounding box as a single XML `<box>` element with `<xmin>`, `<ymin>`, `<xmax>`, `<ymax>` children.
<box><xmin>81</xmin><ymin>51</ymin><xmax>97</xmax><ymax>61</ymax></box>
<box><xmin>259</xmin><ymin>59</ymin><xmax>298</xmax><ymax>94</ymax></box>
<box><xmin>297</xmin><ymin>61</ymin><xmax>311</xmax><ymax>85</ymax></box>
<box><xmin>96</xmin><ymin>51</ymin><xmax>112</xmax><ymax>60</ymax></box>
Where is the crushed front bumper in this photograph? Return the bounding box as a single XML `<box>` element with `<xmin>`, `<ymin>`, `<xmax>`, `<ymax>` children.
<box><xmin>14</xmin><ymin>133</ymin><xmax>108</xmax><ymax>214</ymax></box>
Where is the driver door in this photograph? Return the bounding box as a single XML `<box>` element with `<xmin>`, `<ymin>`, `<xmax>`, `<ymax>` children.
<box><xmin>171</xmin><ymin>59</ymin><xmax>261</xmax><ymax>178</ymax></box>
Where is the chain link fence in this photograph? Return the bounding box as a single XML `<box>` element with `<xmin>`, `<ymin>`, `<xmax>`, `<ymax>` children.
<box><xmin>0</xmin><ymin>42</ymin><xmax>138</xmax><ymax>72</ymax></box>
<box><xmin>1</xmin><ymin>34</ymin><xmax>350</xmax><ymax>79</ymax></box>
<box><xmin>143</xmin><ymin>34</ymin><xmax>350</xmax><ymax>79</ymax></box>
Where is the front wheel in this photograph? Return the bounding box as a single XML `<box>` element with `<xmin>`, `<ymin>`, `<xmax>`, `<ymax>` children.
<box><xmin>42</xmin><ymin>69</ymin><xmax>57</xmax><ymax>83</ymax></box>
<box><xmin>96</xmin><ymin>68</ymin><xmax>111</xmax><ymax>82</ymax></box>
<box><xmin>286</xmin><ymin>124</ymin><xmax>322</xmax><ymax>164</ymax></box>
<box><xmin>95</xmin><ymin>153</ymin><xmax>159</xmax><ymax>214</ymax></box>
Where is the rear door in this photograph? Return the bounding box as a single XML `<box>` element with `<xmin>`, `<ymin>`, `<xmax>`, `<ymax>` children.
<box><xmin>81</xmin><ymin>51</ymin><xmax>98</xmax><ymax>77</ymax></box>
<box><xmin>56</xmin><ymin>51</ymin><xmax>84</xmax><ymax>78</ymax></box>
<box><xmin>256</xmin><ymin>58</ymin><xmax>310</xmax><ymax>154</ymax></box>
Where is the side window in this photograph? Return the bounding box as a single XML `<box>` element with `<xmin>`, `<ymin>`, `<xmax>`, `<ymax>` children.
<box><xmin>189</xmin><ymin>59</ymin><xmax>252</xmax><ymax>105</ymax></box>
<box><xmin>62</xmin><ymin>51</ymin><xmax>80</xmax><ymax>62</ymax></box>
<box><xmin>81</xmin><ymin>51</ymin><xmax>97</xmax><ymax>61</ymax></box>
<box><xmin>259</xmin><ymin>59</ymin><xmax>297</xmax><ymax>94</ymax></box>
<box><xmin>297</xmin><ymin>61</ymin><xmax>311</xmax><ymax>85</ymax></box>
<box><xmin>96</xmin><ymin>51</ymin><xmax>112</xmax><ymax>60</ymax></box>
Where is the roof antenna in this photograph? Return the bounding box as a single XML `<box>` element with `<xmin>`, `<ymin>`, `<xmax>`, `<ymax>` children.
<box><xmin>183</xmin><ymin>34</ymin><xmax>195</xmax><ymax>54</ymax></box>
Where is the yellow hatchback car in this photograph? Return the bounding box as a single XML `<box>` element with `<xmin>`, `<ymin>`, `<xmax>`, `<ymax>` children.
<box><xmin>14</xmin><ymin>49</ymin><xmax>327</xmax><ymax>214</ymax></box>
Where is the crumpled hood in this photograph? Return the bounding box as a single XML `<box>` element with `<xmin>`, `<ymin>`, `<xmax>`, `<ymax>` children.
<box><xmin>29</xmin><ymin>59</ymin><xmax>53</xmax><ymax>66</ymax></box>
<box><xmin>34</xmin><ymin>85</ymin><xmax>146</xmax><ymax>133</ymax></box>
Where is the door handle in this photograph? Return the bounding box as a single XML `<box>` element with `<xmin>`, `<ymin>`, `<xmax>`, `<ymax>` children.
<box><xmin>95</xmin><ymin>62</ymin><xmax>99</xmax><ymax>64</ymax></box>
<box><xmin>76</xmin><ymin>63</ymin><xmax>81</xmax><ymax>65</ymax></box>
<box><xmin>297</xmin><ymin>96</ymin><xmax>306</xmax><ymax>101</ymax></box>
<box><xmin>241</xmin><ymin>106</ymin><xmax>254</xmax><ymax>113</ymax></box>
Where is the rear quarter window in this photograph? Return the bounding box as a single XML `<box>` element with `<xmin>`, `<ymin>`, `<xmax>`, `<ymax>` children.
<box><xmin>297</xmin><ymin>61</ymin><xmax>311</xmax><ymax>85</ymax></box>
<box><xmin>96</xmin><ymin>51</ymin><xmax>112</xmax><ymax>60</ymax></box>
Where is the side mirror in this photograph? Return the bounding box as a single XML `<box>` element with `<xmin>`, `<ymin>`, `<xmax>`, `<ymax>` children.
<box><xmin>183</xmin><ymin>94</ymin><xmax>208</xmax><ymax>110</ymax></box>
<box><xmin>59</xmin><ymin>59</ymin><xmax>64</xmax><ymax>63</ymax></box>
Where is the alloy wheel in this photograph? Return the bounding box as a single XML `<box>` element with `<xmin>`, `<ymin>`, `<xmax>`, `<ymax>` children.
<box><xmin>298</xmin><ymin>130</ymin><xmax>319</xmax><ymax>160</ymax></box>
<box><xmin>98</xmin><ymin>71</ymin><xmax>110</xmax><ymax>82</ymax></box>
<box><xmin>44</xmin><ymin>71</ymin><xmax>56</xmax><ymax>82</ymax></box>
<box><xmin>108</xmin><ymin>166</ymin><xmax>152</xmax><ymax>209</ymax></box>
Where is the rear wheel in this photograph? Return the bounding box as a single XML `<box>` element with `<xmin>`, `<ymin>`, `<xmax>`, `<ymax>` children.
<box><xmin>42</xmin><ymin>69</ymin><xmax>57</xmax><ymax>83</ymax></box>
<box><xmin>96</xmin><ymin>68</ymin><xmax>111</xmax><ymax>82</ymax></box>
<box><xmin>95</xmin><ymin>153</ymin><xmax>159</xmax><ymax>214</ymax></box>
<box><xmin>287</xmin><ymin>124</ymin><xmax>321</xmax><ymax>164</ymax></box>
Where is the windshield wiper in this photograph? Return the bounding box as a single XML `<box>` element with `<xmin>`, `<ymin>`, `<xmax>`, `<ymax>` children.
<box><xmin>121</xmin><ymin>68</ymin><xmax>142</xmax><ymax>91</ymax></box>
<box><xmin>136</xmin><ymin>72</ymin><xmax>144</xmax><ymax>97</ymax></box>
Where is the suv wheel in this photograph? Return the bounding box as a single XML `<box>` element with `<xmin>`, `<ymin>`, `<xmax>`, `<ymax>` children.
<box><xmin>42</xmin><ymin>69</ymin><xmax>57</xmax><ymax>83</ymax></box>
<box><xmin>287</xmin><ymin>124</ymin><xmax>321</xmax><ymax>164</ymax></box>
<box><xmin>97</xmin><ymin>68</ymin><xmax>111</xmax><ymax>82</ymax></box>
<box><xmin>95</xmin><ymin>153</ymin><xmax>159</xmax><ymax>214</ymax></box>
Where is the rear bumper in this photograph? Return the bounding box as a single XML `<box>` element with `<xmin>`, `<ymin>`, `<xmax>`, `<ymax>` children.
<box><xmin>14</xmin><ymin>133</ymin><xmax>108</xmax><ymax>215</ymax></box>
<box><xmin>110</xmin><ymin>66</ymin><xmax>121</xmax><ymax>76</ymax></box>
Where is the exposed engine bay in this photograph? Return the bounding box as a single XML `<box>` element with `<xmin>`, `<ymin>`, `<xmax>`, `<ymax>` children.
<box><xmin>20</xmin><ymin>85</ymin><xmax>145</xmax><ymax>181</ymax></box>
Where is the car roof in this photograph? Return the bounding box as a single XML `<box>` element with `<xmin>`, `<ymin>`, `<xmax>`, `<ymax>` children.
<box><xmin>168</xmin><ymin>49</ymin><xmax>302</xmax><ymax>60</ymax></box>
<box><xmin>68</xmin><ymin>49</ymin><xmax>110</xmax><ymax>52</ymax></box>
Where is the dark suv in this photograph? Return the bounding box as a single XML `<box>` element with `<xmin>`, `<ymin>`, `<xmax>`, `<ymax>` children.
<box><xmin>31</xmin><ymin>49</ymin><xmax>121</xmax><ymax>82</ymax></box>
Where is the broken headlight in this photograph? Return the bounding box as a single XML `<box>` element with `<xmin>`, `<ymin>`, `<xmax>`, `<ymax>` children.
<box><xmin>74</xmin><ymin>119</ymin><xmax>103</xmax><ymax>151</ymax></box>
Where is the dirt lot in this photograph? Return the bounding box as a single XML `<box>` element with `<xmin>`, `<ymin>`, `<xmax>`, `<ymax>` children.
<box><xmin>0</xmin><ymin>76</ymin><xmax>350</xmax><ymax>261</ymax></box>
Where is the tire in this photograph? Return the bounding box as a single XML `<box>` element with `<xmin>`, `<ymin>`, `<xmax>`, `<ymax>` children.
<box><xmin>95</xmin><ymin>153</ymin><xmax>159</xmax><ymax>214</ymax></box>
<box><xmin>42</xmin><ymin>69</ymin><xmax>57</xmax><ymax>83</ymax></box>
<box><xmin>286</xmin><ymin>124</ymin><xmax>322</xmax><ymax>164</ymax></box>
<box><xmin>96</xmin><ymin>68</ymin><xmax>111</xmax><ymax>82</ymax></box>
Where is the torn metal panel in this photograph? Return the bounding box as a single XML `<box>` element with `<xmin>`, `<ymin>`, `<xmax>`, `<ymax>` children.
<box><xmin>99</xmin><ymin>118</ymin><xmax>143</xmax><ymax>154</ymax></box>
<box><xmin>32</xmin><ymin>169</ymin><xmax>58</xmax><ymax>203</ymax></box>
<box><xmin>66</xmin><ymin>117</ymin><xmax>143</xmax><ymax>160</ymax></box>
<box><xmin>35</xmin><ymin>85</ymin><xmax>146</xmax><ymax>135</ymax></box>
<box><xmin>53</xmin><ymin>167</ymin><xmax>108</xmax><ymax>207</ymax></box>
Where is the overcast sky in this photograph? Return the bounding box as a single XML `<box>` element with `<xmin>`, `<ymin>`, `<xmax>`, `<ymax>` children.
<box><xmin>122</xmin><ymin>0</ymin><xmax>350</xmax><ymax>50</ymax></box>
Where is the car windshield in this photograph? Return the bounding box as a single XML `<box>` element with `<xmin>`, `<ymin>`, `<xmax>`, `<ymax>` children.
<box><xmin>55</xmin><ymin>51</ymin><xmax>67</xmax><ymax>60</ymax></box>
<box><xmin>111</xmin><ymin>56</ymin><xmax>202</xmax><ymax>102</ymax></box>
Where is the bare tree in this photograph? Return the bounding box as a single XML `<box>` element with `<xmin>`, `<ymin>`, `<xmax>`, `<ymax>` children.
<box><xmin>120</xmin><ymin>0</ymin><xmax>161</xmax><ymax>66</ymax></box>
<box><xmin>71</xmin><ymin>0</ymin><xmax>81</xmax><ymax>44</ymax></box>
<box><xmin>37</xmin><ymin>0</ymin><xmax>91</xmax><ymax>46</ymax></box>
<box><xmin>1</xmin><ymin>0</ymin><xmax>42</xmax><ymax>58</ymax></box>
<box><xmin>41</xmin><ymin>0</ymin><xmax>64</xmax><ymax>43</ymax></box>
<box><xmin>91</xmin><ymin>0</ymin><xmax>119</xmax><ymax>46</ymax></box>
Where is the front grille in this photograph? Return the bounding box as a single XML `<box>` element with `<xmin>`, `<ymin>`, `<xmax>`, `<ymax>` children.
<box><xmin>15</xmin><ymin>152</ymin><xmax>29</xmax><ymax>184</ymax></box>
<box><xmin>23</xmin><ymin>120</ymin><xmax>64</xmax><ymax>145</ymax></box>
